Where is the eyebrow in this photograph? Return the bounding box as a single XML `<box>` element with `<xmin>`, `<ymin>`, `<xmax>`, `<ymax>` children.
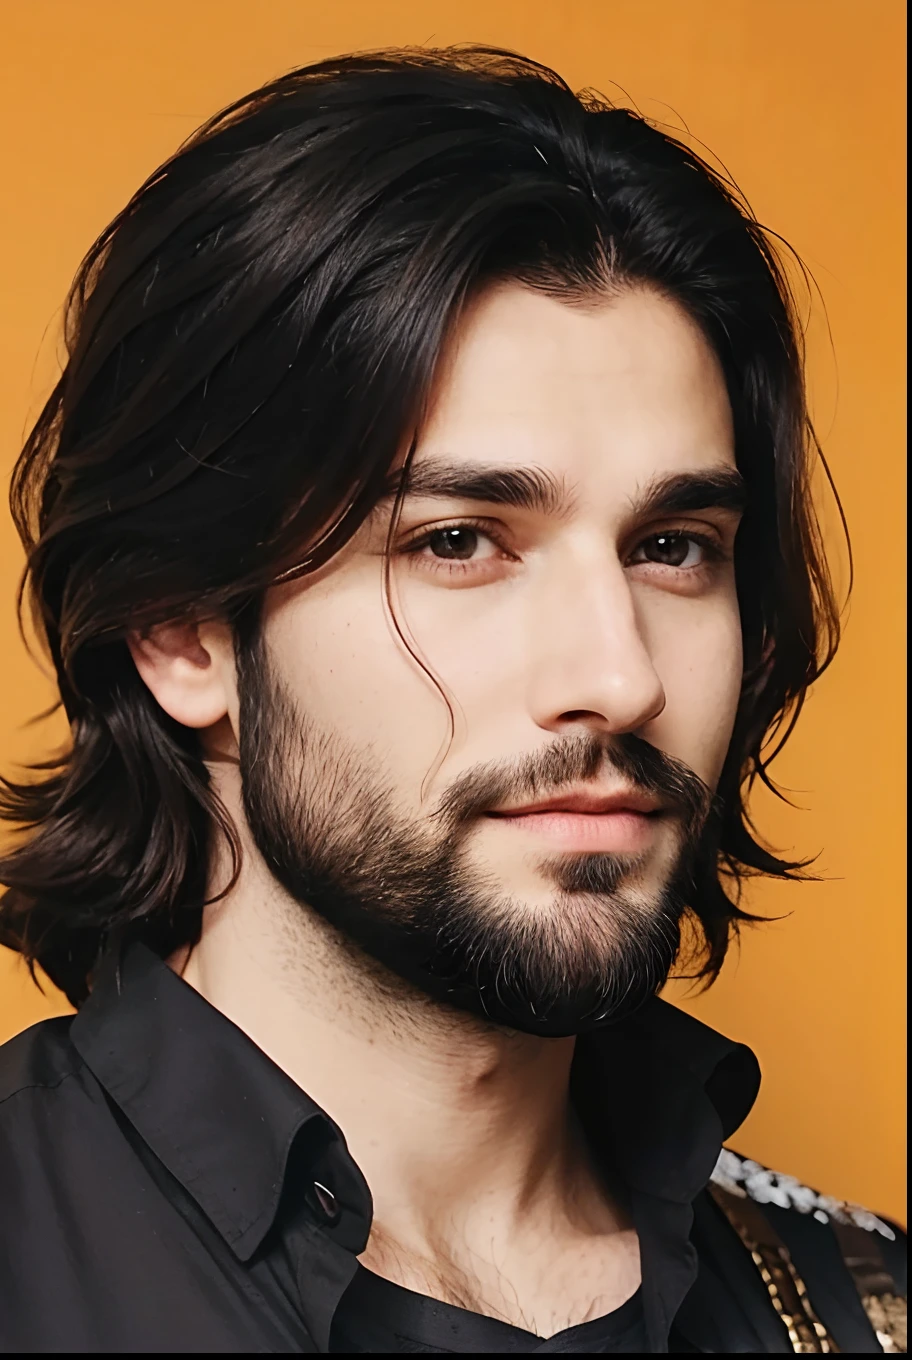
<box><xmin>382</xmin><ymin>459</ymin><xmax>747</xmax><ymax>519</ymax></box>
<box><xmin>383</xmin><ymin>461</ymin><xmax>571</xmax><ymax>516</ymax></box>
<box><xmin>632</xmin><ymin>468</ymin><xmax>748</xmax><ymax>518</ymax></box>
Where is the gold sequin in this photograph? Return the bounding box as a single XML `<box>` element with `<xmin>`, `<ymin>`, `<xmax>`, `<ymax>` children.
<box><xmin>709</xmin><ymin>1182</ymin><xmax>839</xmax><ymax>1354</ymax></box>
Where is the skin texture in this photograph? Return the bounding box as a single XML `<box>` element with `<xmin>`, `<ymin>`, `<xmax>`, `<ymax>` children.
<box><xmin>130</xmin><ymin>284</ymin><xmax>743</xmax><ymax>1336</ymax></box>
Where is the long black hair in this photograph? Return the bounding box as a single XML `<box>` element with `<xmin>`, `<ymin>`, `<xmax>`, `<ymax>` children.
<box><xmin>0</xmin><ymin>47</ymin><xmax>845</xmax><ymax>1006</ymax></box>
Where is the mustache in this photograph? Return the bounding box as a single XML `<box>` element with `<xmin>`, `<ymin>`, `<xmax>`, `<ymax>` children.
<box><xmin>431</xmin><ymin>732</ymin><xmax>713</xmax><ymax>842</ymax></box>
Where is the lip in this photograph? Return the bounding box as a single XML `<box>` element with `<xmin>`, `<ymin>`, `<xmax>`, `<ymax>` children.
<box><xmin>486</xmin><ymin>788</ymin><xmax>662</xmax><ymax>818</ymax></box>
<box><xmin>483</xmin><ymin>787</ymin><xmax>665</xmax><ymax>853</ymax></box>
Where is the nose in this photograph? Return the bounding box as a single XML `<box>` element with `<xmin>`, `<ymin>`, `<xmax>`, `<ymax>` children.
<box><xmin>527</xmin><ymin>553</ymin><xmax>666</xmax><ymax>739</ymax></box>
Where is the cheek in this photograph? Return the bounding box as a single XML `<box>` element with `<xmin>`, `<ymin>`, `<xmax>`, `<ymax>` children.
<box><xmin>649</xmin><ymin>596</ymin><xmax>743</xmax><ymax>786</ymax></box>
<box><xmin>262</xmin><ymin>573</ymin><xmax>457</xmax><ymax>779</ymax></box>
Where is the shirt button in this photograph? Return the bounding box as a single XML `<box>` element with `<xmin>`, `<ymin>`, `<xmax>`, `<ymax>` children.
<box><xmin>313</xmin><ymin>1180</ymin><xmax>339</xmax><ymax>1222</ymax></box>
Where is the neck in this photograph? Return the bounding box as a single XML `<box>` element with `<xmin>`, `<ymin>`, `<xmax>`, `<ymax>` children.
<box><xmin>179</xmin><ymin>849</ymin><xmax>584</xmax><ymax>1246</ymax></box>
<box><xmin>174</xmin><ymin>774</ymin><xmax>639</xmax><ymax>1331</ymax></box>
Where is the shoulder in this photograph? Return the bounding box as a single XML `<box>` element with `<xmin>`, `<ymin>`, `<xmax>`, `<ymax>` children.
<box><xmin>712</xmin><ymin>1147</ymin><xmax>907</xmax><ymax>1251</ymax></box>
<box><xmin>0</xmin><ymin>1014</ymin><xmax>85</xmax><ymax>1111</ymax></box>
<box><xmin>712</xmin><ymin>1146</ymin><xmax>904</xmax><ymax>1246</ymax></box>
<box><xmin>710</xmin><ymin>1147</ymin><xmax>906</xmax><ymax>1354</ymax></box>
<box><xmin>0</xmin><ymin>1017</ymin><xmax>97</xmax><ymax>1227</ymax></box>
<box><xmin>0</xmin><ymin>1015</ymin><xmax>113</xmax><ymax>1251</ymax></box>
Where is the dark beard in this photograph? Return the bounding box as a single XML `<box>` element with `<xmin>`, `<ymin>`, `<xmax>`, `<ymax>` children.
<box><xmin>237</xmin><ymin>642</ymin><xmax>712</xmax><ymax>1037</ymax></box>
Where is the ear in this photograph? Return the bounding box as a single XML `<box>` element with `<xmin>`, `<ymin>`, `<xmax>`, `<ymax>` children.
<box><xmin>127</xmin><ymin>619</ymin><xmax>236</xmax><ymax>730</ymax></box>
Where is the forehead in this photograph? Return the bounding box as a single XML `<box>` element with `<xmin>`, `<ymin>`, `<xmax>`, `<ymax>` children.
<box><xmin>416</xmin><ymin>283</ymin><xmax>735</xmax><ymax>490</ymax></box>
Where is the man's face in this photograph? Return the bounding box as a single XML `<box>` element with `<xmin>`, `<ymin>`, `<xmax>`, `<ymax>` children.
<box><xmin>239</xmin><ymin>284</ymin><xmax>744</xmax><ymax>1034</ymax></box>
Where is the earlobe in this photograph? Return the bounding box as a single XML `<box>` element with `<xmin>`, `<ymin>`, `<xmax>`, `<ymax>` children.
<box><xmin>127</xmin><ymin>620</ymin><xmax>233</xmax><ymax>730</ymax></box>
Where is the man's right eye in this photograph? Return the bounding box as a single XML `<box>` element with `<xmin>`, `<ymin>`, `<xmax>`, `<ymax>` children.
<box><xmin>425</xmin><ymin>526</ymin><xmax>483</xmax><ymax>559</ymax></box>
<box><xmin>401</xmin><ymin>520</ymin><xmax>509</xmax><ymax>570</ymax></box>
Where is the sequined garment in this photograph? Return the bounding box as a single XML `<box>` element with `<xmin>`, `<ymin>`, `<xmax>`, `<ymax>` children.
<box><xmin>712</xmin><ymin>1149</ymin><xmax>907</xmax><ymax>1354</ymax></box>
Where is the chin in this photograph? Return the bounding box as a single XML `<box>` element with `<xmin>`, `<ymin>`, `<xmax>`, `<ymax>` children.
<box><xmin>415</xmin><ymin>884</ymin><xmax>683</xmax><ymax>1038</ymax></box>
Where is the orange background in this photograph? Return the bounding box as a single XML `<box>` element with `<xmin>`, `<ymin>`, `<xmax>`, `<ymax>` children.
<box><xmin>1</xmin><ymin>2</ymin><xmax>906</xmax><ymax>1223</ymax></box>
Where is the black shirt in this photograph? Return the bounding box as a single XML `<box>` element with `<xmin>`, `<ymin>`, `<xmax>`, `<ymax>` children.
<box><xmin>331</xmin><ymin>1269</ymin><xmax>649</xmax><ymax>1352</ymax></box>
<box><xmin>0</xmin><ymin>942</ymin><xmax>900</xmax><ymax>1353</ymax></box>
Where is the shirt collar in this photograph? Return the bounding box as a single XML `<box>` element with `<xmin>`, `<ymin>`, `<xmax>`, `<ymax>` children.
<box><xmin>573</xmin><ymin>1000</ymin><xmax>760</xmax><ymax>1352</ymax></box>
<box><xmin>70</xmin><ymin>940</ymin><xmax>759</xmax><ymax>1306</ymax></box>
<box><xmin>574</xmin><ymin>994</ymin><xmax>761</xmax><ymax>1203</ymax></box>
<box><xmin>70</xmin><ymin>941</ymin><xmax>372</xmax><ymax>1261</ymax></box>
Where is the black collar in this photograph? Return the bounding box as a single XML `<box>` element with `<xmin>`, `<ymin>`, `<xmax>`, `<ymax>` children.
<box><xmin>71</xmin><ymin>940</ymin><xmax>760</xmax><ymax>1352</ymax></box>
<box><xmin>71</xmin><ymin>941</ymin><xmax>373</xmax><ymax>1259</ymax></box>
<box><xmin>574</xmin><ymin>990</ymin><xmax>760</xmax><ymax>1202</ymax></box>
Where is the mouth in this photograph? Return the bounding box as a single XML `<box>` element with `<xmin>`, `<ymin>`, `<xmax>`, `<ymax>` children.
<box><xmin>485</xmin><ymin>787</ymin><xmax>666</xmax><ymax>854</ymax></box>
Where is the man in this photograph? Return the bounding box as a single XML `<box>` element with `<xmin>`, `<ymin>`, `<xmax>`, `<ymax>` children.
<box><xmin>0</xmin><ymin>47</ymin><xmax>905</xmax><ymax>1354</ymax></box>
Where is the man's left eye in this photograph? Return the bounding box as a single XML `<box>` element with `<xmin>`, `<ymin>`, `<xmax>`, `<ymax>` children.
<box><xmin>631</xmin><ymin>533</ymin><xmax>707</xmax><ymax>568</ymax></box>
